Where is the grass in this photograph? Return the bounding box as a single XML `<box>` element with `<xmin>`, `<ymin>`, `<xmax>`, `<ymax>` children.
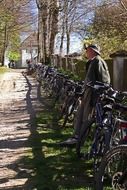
<box><xmin>23</xmin><ymin>93</ymin><xmax>95</xmax><ymax>190</ymax></box>
<box><xmin>0</xmin><ymin>66</ymin><xmax>10</xmax><ymax>74</ymax></box>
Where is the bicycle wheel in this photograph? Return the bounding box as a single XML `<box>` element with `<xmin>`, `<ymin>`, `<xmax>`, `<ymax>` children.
<box><xmin>96</xmin><ymin>145</ymin><xmax>127</xmax><ymax>190</ymax></box>
<box><xmin>62</xmin><ymin>99</ymin><xmax>76</xmax><ymax>127</ymax></box>
<box><xmin>93</xmin><ymin>127</ymin><xmax>111</xmax><ymax>173</ymax></box>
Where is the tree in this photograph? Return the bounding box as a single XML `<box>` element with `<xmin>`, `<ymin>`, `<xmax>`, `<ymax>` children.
<box><xmin>36</xmin><ymin>0</ymin><xmax>48</xmax><ymax>63</ymax></box>
<box><xmin>36</xmin><ymin>0</ymin><xmax>127</xmax><ymax>61</ymax></box>
<box><xmin>47</xmin><ymin>0</ymin><xmax>58</xmax><ymax>57</ymax></box>
<box><xmin>90</xmin><ymin>0</ymin><xmax>127</xmax><ymax>57</ymax></box>
<box><xmin>36</xmin><ymin>0</ymin><xmax>58</xmax><ymax>63</ymax></box>
<box><xmin>57</xmin><ymin>0</ymin><xmax>97</xmax><ymax>56</ymax></box>
<box><xmin>0</xmin><ymin>0</ymin><xmax>36</xmax><ymax>65</ymax></box>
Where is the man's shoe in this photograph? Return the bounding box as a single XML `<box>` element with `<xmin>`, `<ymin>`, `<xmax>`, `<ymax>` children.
<box><xmin>58</xmin><ymin>137</ymin><xmax>78</xmax><ymax>147</ymax></box>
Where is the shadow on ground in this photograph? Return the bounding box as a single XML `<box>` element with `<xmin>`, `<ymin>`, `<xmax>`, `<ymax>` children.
<box><xmin>0</xmin><ymin>74</ymin><xmax>94</xmax><ymax>190</ymax></box>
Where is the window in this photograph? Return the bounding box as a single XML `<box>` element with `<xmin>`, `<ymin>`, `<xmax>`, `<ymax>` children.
<box><xmin>26</xmin><ymin>49</ymin><xmax>33</xmax><ymax>54</ymax></box>
<box><xmin>26</xmin><ymin>49</ymin><xmax>30</xmax><ymax>53</ymax></box>
<box><xmin>35</xmin><ymin>49</ymin><xmax>38</xmax><ymax>54</ymax></box>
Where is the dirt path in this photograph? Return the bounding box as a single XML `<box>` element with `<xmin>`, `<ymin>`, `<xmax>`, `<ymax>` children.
<box><xmin>0</xmin><ymin>70</ymin><xmax>42</xmax><ymax>190</ymax></box>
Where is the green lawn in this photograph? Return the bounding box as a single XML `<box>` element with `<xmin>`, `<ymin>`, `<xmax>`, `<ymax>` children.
<box><xmin>0</xmin><ymin>66</ymin><xmax>10</xmax><ymax>74</ymax></box>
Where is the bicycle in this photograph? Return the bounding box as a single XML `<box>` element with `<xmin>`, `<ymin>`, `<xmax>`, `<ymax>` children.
<box><xmin>96</xmin><ymin>144</ymin><xmax>127</xmax><ymax>190</ymax></box>
<box><xmin>59</xmin><ymin>80</ymin><xmax>84</xmax><ymax>127</ymax></box>
<box><xmin>76</xmin><ymin>81</ymin><xmax>127</xmax><ymax>172</ymax></box>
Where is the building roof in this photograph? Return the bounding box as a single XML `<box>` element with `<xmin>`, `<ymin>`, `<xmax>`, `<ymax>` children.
<box><xmin>65</xmin><ymin>52</ymin><xmax>81</xmax><ymax>58</ymax></box>
<box><xmin>20</xmin><ymin>33</ymin><xmax>38</xmax><ymax>49</ymax></box>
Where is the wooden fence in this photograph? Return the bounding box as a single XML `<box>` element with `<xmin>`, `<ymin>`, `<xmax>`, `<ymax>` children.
<box><xmin>50</xmin><ymin>54</ymin><xmax>113</xmax><ymax>84</ymax></box>
<box><xmin>51</xmin><ymin>54</ymin><xmax>127</xmax><ymax>91</ymax></box>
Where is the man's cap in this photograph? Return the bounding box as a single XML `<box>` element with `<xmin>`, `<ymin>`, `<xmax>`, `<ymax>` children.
<box><xmin>84</xmin><ymin>44</ymin><xmax>101</xmax><ymax>55</ymax></box>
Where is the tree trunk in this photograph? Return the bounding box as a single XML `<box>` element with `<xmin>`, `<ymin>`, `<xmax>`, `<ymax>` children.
<box><xmin>1</xmin><ymin>24</ymin><xmax>8</xmax><ymax>66</ymax></box>
<box><xmin>59</xmin><ymin>17</ymin><xmax>65</xmax><ymax>56</ymax></box>
<box><xmin>47</xmin><ymin>0</ymin><xmax>58</xmax><ymax>59</ymax></box>
<box><xmin>36</xmin><ymin>0</ymin><xmax>48</xmax><ymax>63</ymax></box>
<box><xmin>65</xmin><ymin>0</ymin><xmax>70</xmax><ymax>56</ymax></box>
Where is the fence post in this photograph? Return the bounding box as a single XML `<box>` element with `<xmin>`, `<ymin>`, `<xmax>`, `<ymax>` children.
<box><xmin>71</xmin><ymin>58</ymin><xmax>76</xmax><ymax>73</ymax></box>
<box><xmin>65</xmin><ymin>57</ymin><xmax>68</xmax><ymax>70</ymax></box>
<box><xmin>54</xmin><ymin>55</ymin><xmax>58</xmax><ymax>67</ymax></box>
<box><xmin>50</xmin><ymin>54</ymin><xmax>54</xmax><ymax>66</ymax></box>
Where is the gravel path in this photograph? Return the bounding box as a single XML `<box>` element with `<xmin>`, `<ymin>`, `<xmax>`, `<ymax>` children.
<box><xmin>0</xmin><ymin>70</ymin><xmax>41</xmax><ymax>190</ymax></box>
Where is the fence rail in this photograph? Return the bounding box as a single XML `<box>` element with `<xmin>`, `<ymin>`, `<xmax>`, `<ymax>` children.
<box><xmin>50</xmin><ymin>54</ymin><xmax>113</xmax><ymax>83</ymax></box>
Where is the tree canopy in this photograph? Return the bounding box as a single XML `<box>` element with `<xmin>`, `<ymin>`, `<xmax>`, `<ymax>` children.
<box><xmin>0</xmin><ymin>0</ymin><xmax>36</xmax><ymax>65</ymax></box>
<box><xmin>91</xmin><ymin>0</ymin><xmax>127</xmax><ymax>57</ymax></box>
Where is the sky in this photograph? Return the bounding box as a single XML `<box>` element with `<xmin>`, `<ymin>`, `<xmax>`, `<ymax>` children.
<box><xmin>55</xmin><ymin>34</ymin><xmax>82</xmax><ymax>55</ymax></box>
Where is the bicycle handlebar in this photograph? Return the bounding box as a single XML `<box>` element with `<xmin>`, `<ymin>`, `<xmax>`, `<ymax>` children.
<box><xmin>86</xmin><ymin>81</ymin><xmax>111</xmax><ymax>91</ymax></box>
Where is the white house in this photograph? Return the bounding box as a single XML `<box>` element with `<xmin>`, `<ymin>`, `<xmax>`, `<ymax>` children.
<box><xmin>20</xmin><ymin>33</ymin><xmax>38</xmax><ymax>67</ymax></box>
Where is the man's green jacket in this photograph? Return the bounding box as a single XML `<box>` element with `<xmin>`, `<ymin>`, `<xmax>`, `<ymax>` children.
<box><xmin>86</xmin><ymin>55</ymin><xmax>111</xmax><ymax>84</ymax></box>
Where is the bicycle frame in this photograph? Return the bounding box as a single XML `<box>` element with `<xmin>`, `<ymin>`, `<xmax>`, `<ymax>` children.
<box><xmin>88</xmin><ymin>95</ymin><xmax>113</xmax><ymax>159</ymax></box>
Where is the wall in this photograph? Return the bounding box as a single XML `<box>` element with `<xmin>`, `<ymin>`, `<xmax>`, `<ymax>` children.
<box><xmin>113</xmin><ymin>57</ymin><xmax>127</xmax><ymax>91</ymax></box>
<box><xmin>21</xmin><ymin>48</ymin><xmax>38</xmax><ymax>67</ymax></box>
<box><xmin>123</xmin><ymin>59</ymin><xmax>127</xmax><ymax>91</ymax></box>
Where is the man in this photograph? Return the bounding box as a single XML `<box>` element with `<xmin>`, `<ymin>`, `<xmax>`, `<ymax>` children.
<box><xmin>59</xmin><ymin>44</ymin><xmax>111</xmax><ymax>146</ymax></box>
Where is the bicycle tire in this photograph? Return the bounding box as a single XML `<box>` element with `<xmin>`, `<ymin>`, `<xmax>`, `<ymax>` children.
<box><xmin>96</xmin><ymin>145</ymin><xmax>127</xmax><ymax>190</ymax></box>
<box><xmin>62</xmin><ymin>100</ymin><xmax>76</xmax><ymax>127</ymax></box>
<box><xmin>93</xmin><ymin>127</ymin><xmax>111</xmax><ymax>174</ymax></box>
<box><xmin>60</xmin><ymin>97</ymin><xmax>72</xmax><ymax>118</ymax></box>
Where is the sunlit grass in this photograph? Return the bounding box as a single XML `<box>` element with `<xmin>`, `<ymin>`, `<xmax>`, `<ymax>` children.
<box><xmin>0</xmin><ymin>66</ymin><xmax>10</xmax><ymax>73</ymax></box>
